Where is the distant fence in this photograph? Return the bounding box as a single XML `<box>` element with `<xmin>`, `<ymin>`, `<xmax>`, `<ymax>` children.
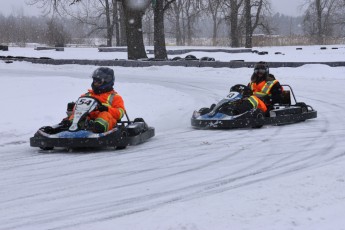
<box><xmin>158</xmin><ymin>35</ymin><xmax>345</xmax><ymax>47</ymax></box>
<box><xmin>252</xmin><ymin>35</ymin><xmax>345</xmax><ymax>47</ymax></box>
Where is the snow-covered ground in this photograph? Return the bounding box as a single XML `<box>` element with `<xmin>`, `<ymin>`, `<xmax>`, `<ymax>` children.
<box><xmin>1</xmin><ymin>46</ymin><xmax>345</xmax><ymax>230</ymax></box>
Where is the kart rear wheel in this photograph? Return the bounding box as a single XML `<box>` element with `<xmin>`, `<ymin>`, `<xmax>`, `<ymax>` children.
<box><xmin>295</xmin><ymin>102</ymin><xmax>308</xmax><ymax>113</ymax></box>
<box><xmin>115</xmin><ymin>146</ymin><xmax>127</xmax><ymax>150</ymax></box>
<box><xmin>40</xmin><ymin>146</ymin><xmax>54</xmax><ymax>151</ymax></box>
<box><xmin>296</xmin><ymin>102</ymin><xmax>308</xmax><ymax>121</ymax></box>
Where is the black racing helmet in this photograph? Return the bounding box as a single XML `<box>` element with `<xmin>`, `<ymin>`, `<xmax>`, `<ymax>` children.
<box><xmin>254</xmin><ymin>61</ymin><xmax>269</xmax><ymax>76</ymax></box>
<box><xmin>230</xmin><ymin>84</ymin><xmax>253</xmax><ymax>97</ymax></box>
<box><xmin>91</xmin><ymin>67</ymin><xmax>115</xmax><ymax>94</ymax></box>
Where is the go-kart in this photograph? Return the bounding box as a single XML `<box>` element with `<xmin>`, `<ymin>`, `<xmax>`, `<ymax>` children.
<box><xmin>30</xmin><ymin>96</ymin><xmax>155</xmax><ymax>150</ymax></box>
<box><xmin>191</xmin><ymin>84</ymin><xmax>317</xmax><ymax>129</ymax></box>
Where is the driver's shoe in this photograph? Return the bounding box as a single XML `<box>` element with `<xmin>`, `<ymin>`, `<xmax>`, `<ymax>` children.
<box><xmin>93</xmin><ymin>122</ymin><xmax>106</xmax><ymax>133</ymax></box>
<box><xmin>58</xmin><ymin>119</ymin><xmax>72</xmax><ymax>128</ymax></box>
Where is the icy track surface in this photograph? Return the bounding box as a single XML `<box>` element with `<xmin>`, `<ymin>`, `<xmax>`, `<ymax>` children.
<box><xmin>1</xmin><ymin>62</ymin><xmax>345</xmax><ymax>230</ymax></box>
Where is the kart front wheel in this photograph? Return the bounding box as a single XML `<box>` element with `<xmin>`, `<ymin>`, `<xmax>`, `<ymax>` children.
<box><xmin>252</xmin><ymin>111</ymin><xmax>264</xmax><ymax>129</ymax></box>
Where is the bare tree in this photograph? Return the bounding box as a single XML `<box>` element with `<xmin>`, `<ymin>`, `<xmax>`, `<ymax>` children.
<box><xmin>243</xmin><ymin>0</ymin><xmax>272</xmax><ymax>48</ymax></box>
<box><xmin>166</xmin><ymin>0</ymin><xmax>202</xmax><ymax>46</ymax></box>
<box><xmin>302</xmin><ymin>0</ymin><xmax>344</xmax><ymax>44</ymax></box>
<box><xmin>184</xmin><ymin>0</ymin><xmax>202</xmax><ymax>45</ymax></box>
<box><xmin>16</xmin><ymin>14</ymin><xmax>29</xmax><ymax>47</ymax></box>
<box><xmin>153</xmin><ymin>1</ymin><xmax>166</xmax><ymax>59</ymax></box>
<box><xmin>316</xmin><ymin>0</ymin><xmax>322</xmax><ymax>43</ymax></box>
<box><xmin>60</xmin><ymin>0</ymin><xmax>123</xmax><ymax>47</ymax></box>
<box><xmin>224</xmin><ymin>0</ymin><xmax>244</xmax><ymax>47</ymax></box>
<box><xmin>152</xmin><ymin>0</ymin><xmax>176</xmax><ymax>59</ymax></box>
<box><xmin>0</xmin><ymin>13</ymin><xmax>74</xmax><ymax>46</ymax></box>
<box><xmin>169</xmin><ymin>0</ymin><xmax>184</xmax><ymax>45</ymax></box>
<box><xmin>28</xmin><ymin>0</ymin><xmax>149</xmax><ymax>59</ymax></box>
<box><xmin>143</xmin><ymin>8</ymin><xmax>154</xmax><ymax>45</ymax></box>
<box><xmin>121</xmin><ymin>1</ymin><xmax>148</xmax><ymax>59</ymax></box>
<box><xmin>28</xmin><ymin>0</ymin><xmax>121</xmax><ymax>46</ymax></box>
<box><xmin>244</xmin><ymin>0</ymin><xmax>252</xmax><ymax>48</ymax></box>
<box><xmin>118</xmin><ymin>3</ymin><xmax>127</xmax><ymax>46</ymax></box>
<box><xmin>204</xmin><ymin>0</ymin><xmax>225</xmax><ymax>46</ymax></box>
<box><xmin>45</xmin><ymin>17</ymin><xmax>71</xmax><ymax>46</ymax></box>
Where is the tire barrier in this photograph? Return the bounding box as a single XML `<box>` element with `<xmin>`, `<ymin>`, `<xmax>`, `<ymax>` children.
<box><xmin>2</xmin><ymin>55</ymin><xmax>345</xmax><ymax>68</ymax></box>
<box><xmin>0</xmin><ymin>45</ymin><xmax>9</xmax><ymax>51</ymax></box>
<box><xmin>146</xmin><ymin>48</ymin><xmax>252</xmax><ymax>55</ymax></box>
<box><xmin>34</xmin><ymin>46</ymin><xmax>64</xmax><ymax>51</ymax></box>
<box><xmin>98</xmin><ymin>47</ymin><xmax>128</xmax><ymax>52</ymax></box>
<box><xmin>0</xmin><ymin>56</ymin><xmax>345</xmax><ymax>68</ymax></box>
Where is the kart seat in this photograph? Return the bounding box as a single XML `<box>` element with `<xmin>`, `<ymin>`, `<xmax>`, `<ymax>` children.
<box><xmin>281</xmin><ymin>90</ymin><xmax>291</xmax><ymax>105</ymax></box>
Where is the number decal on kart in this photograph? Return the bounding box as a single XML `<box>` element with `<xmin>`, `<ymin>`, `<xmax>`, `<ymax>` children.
<box><xmin>77</xmin><ymin>98</ymin><xmax>93</xmax><ymax>106</ymax></box>
<box><xmin>227</xmin><ymin>93</ymin><xmax>235</xmax><ymax>98</ymax></box>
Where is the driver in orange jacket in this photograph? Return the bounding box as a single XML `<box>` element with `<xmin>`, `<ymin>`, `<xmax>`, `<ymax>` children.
<box><xmin>249</xmin><ymin>61</ymin><xmax>283</xmax><ymax>108</ymax></box>
<box><xmin>66</xmin><ymin>67</ymin><xmax>125</xmax><ymax>133</ymax></box>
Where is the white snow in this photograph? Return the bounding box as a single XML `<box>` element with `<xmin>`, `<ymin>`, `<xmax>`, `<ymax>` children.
<box><xmin>0</xmin><ymin>45</ymin><xmax>345</xmax><ymax>230</ymax></box>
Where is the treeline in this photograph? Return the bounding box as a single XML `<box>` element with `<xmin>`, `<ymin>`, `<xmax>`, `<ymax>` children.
<box><xmin>2</xmin><ymin>0</ymin><xmax>345</xmax><ymax>60</ymax></box>
<box><xmin>0</xmin><ymin>13</ymin><xmax>319</xmax><ymax>47</ymax></box>
<box><xmin>0</xmin><ymin>14</ymin><xmax>89</xmax><ymax>46</ymax></box>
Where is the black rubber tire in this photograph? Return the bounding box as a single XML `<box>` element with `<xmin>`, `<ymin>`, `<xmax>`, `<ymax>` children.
<box><xmin>115</xmin><ymin>146</ymin><xmax>127</xmax><ymax>150</ymax></box>
<box><xmin>252</xmin><ymin>111</ymin><xmax>264</xmax><ymax>128</ymax></box>
<box><xmin>295</xmin><ymin>102</ymin><xmax>308</xmax><ymax>113</ymax></box>
<box><xmin>40</xmin><ymin>147</ymin><xmax>54</xmax><ymax>151</ymax></box>
<box><xmin>295</xmin><ymin>102</ymin><xmax>308</xmax><ymax>121</ymax></box>
<box><xmin>198</xmin><ymin>107</ymin><xmax>210</xmax><ymax>115</ymax></box>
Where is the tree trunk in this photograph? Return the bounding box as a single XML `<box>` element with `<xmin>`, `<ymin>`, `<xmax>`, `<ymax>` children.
<box><xmin>119</xmin><ymin>3</ymin><xmax>127</xmax><ymax>46</ymax></box>
<box><xmin>212</xmin><ymin>17</ymin><xmax>217</xmax><ymax>46</ymax></box>
<box><xmin>114</xmin><ymin>0</ymin><xmax>120</xmax><ymax>46</ymax></box>
<box><xmin>153</xmin><ymin>0</ymin><xmax>167</xmax><ymax>59</ymax></box>
<box><xmin>175</xmin><ymin>14</ymin><xmax>182</xmax><ymax>45</ymax></box>
<box><xmin>181</xmin><ymin>9</ymin><xmax>186</xmax><ymax>45</ymax></box>
<box><xmin>316</xmin><ymin>0</ymin><xmax>323</xmax><ymax>44</ymax></box>
<box><xmin>208</xmin><ymin>1</ymin><xmax>221</xmax><ymax>47</ymax></box>
<box><xmin>230</xmin><ymin>0</ymin><xmax>240</xmax><ymax>47</ymax></box>
<box><xmin>244</xmin><ymin>0</ymin><xmax>252</xmax><ymax>48</ymax></box>
<box><xmin>173</xmin><ymin>2</ymin><xmax>182</xmax><ymax>46</ymax></box>
<box><xmin>122</xmin><ymin>3</ymin><xmax>147</xmax><ymax>60</ymax></box>
<box><xmin>186</xmin><ymin>16</ymin><xmax>192</xmax><ymax>46</ymax></box>
<box><xmin>105</xmin><ymin>0</ymin><xmax>113</xmax><ymax>47</ymax></box>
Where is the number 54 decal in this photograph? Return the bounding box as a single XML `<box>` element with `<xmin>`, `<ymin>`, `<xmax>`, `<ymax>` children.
<box><xmin>77</xmin><ymin>98</ymin><xmax>93</xmax><ymax>106</ymax></box>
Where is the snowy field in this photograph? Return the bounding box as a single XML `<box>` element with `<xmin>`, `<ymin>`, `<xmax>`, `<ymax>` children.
<box><xmin>1</xmin><ymin>46</ymin><xmax>345</xmax><ymax>230</ymax></box>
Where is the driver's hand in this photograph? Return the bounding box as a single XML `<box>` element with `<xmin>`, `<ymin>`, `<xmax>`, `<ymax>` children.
<box><xmin>98</xmin><ymin>105</ymin><xmax>109</xmax><ymax>112</ymax></box>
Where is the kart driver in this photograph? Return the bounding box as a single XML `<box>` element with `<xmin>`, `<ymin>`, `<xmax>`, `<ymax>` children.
<box><xmin>63</xmin><ymin>67</ymin><xmax>125</xmax><ymax>133</ymax></box>
<box><xmin>248</xmin><ymin>61</ymin><xmax>283</xmax><ymax>107</ymax></box>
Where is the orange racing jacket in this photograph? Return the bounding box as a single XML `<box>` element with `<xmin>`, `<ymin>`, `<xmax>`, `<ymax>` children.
<box><xmin>249</xmin><ymin>80</ymin><xmax>279</xmax><ymax>98</ymax></box>
<box><xmin>83</xmin><ymin>89</ymin><xmax>125</xmax><ymax>121</ymax></box>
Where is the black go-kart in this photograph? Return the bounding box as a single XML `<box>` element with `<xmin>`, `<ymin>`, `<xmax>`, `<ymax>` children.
<box><xmin>30</xmin><ymin>96</ymin><xmax>155</xmax><ymax>150</ymax></box>
<box><xmin>191</xmin><ymin>84</ymin><xmax>317</xmax><ymax>129</ymax></box>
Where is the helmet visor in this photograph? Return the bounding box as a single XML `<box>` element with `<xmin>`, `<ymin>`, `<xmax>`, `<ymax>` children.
<box><xmin>93</xmin><ymin>77</ymin><xmax>104</xmax><ymax>85</ymax></box>
<box><xmin>254</xmin><ymin>68</ymin><xmax>266</xmax><ymax>74</ymax></box>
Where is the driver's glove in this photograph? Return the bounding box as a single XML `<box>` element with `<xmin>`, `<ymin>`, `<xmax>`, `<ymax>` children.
<box><xmin>98</xmin><ymin>105</ymin><xmax>109</xmax><ymax>112</ymax></box>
